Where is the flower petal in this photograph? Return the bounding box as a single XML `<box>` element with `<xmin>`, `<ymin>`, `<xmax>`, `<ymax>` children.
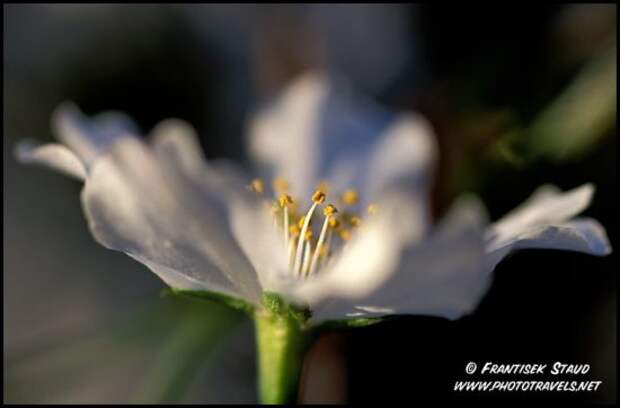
<box><xmin>487</xmin><ymin>183</ymin><xmax>594</xmax><ymax>245</ymax></box>
<box><xmin>291</xmin><ymin>192</ymin><xmax>409</xmax><ymax>306</ymax></box>
<box><xmin>363</xmin><ymin>112</ymin><xmax>437</xmax><ymax>204</ymax></box>
<box><xmin>247</xmin><ymin>72</ymin><xmax>394</xmax><ymax>198</ymax></box>
<box><xmin>81</xmin><ymin>135</ymin><xmax>263</xmax><ymax>304</ymax></box>
<box><xmin>15</xmin><ymin>139</ymin><xmax>87</xmax><ymax>180</ymax></box>
<box><xmin>52</xmin><ymin>102</ymin><xmax>139</xmax><ymax>166</ymax></box>
<box><xmin>485</xmin><ymin>183</ymin><xmax>611</xmax><ymax>268</ymax></box>
<box><xmin>291</xmin><ymin>192</ymin><xmax>487</xmax><ymax>323</ymax></box>
<box><xmin>228</xmin><ymin>197</ymin><xmax>291</xmax><ymax>293</ymax></box>
<box><xmin>150</xmin><ymin>119</ymin><xmax>290</xmax><ymax>290</ymax></box>
<box><xmin>485</xmin><ymin>218</ymin><xmax>612</xmax><ymax>270</ymax></box>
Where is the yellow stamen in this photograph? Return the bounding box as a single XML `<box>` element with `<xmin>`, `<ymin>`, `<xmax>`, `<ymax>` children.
<box><xmin>301</xmin><ymin>240</ymin><xmax>312</xmax><ymax>277</ymax></box>
<box><xmin>341</xmin><ymin>189</ymin><xmax>359</xmax><ymax>206</ymax></box>
<box><xmin>289</xmin><ymin>225</ymin><xmax>300</xmax><ymax>237</ymax></box>
<box><xmin>323</xmin><ymin>204</ymin><xmax>338</xmax><ymax>217</ymax></box>
<box><xmin>312</xmin><ymin>190</ymin><xmax>327</xmax><ymax>203</ymax></box>
<box><xmin>349</xmin><ymin>215</ymin><xmax>362</xmax><ymax>227</ymax></box>
<box><xmin>308</xmin><ymin>206</ymin><xmax>333</xmax><ymax>276</ymax></box>
<box><xmin>293</xmin><ymin>192</ymin><xmax>324</xmax><ymax>275</ymax></box>
<box><xmin>273</xmin><ymin>177</ymin><xmax>289</xmax><ymax>193</ymax></box>
<box><xmin>367</xmin><ymin>203</ymin><xmax>378</xmax><ymax>215</ymax></box>
<box><xmin>288</xmin><ymin>238</ymin><xmax>297</xmax><ymax>270</ymax></box>
<box><xmin>278</xmin><ymin>194</ymin><xmax>294</xmax><ymax>208</ymax></box>
<box><xmin>319</xmin><ymin>230</ymin><xmax>334</xmax><ymax>270</ymax></box>
<box><xmin>297</xmin><ymin>216</ymin><xmax>305</xmax><ymax>229</ymax></box>
<box><xmin>249</xmin><ymin>178</ymin><xmax>264</xmax><ymax>194</ymax></box>
<box><xmin>328</xmin><ymin>217</ymin><xmax>340</xmax><ymax>229</ymax></box>
<box><xmin>304</xmin><ymin>229</ymin><xmax>314</xmax><ymax>241</ymax></box>
<box><xmin>280</xmin><ymin>197</ymin><xmax>293</xmax><ymax>247</ymax></box>
<box><xmin>338</xmin><ymin>228</ymin><xmax>351</xmax><ymax>241</ymax></box>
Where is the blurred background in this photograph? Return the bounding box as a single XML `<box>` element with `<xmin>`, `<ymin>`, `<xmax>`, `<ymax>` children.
<box><xmin>3</xmin><ymin>4</ymin><xmax>616</xmax><ymax>404</ymax></box>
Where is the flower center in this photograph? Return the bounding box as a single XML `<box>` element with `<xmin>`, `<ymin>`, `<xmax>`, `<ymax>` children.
<box><xmin>249</xmin><ymin>177</ymin><xmax>377</xmax><ymax>279</ymax></box>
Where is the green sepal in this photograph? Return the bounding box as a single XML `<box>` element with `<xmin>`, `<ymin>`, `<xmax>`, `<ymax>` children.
<box><xmin>165</xmin><ymin>287</ymin><xmax>255</xmax><ymax>315</ymax></box>
<box><xmin>261</xmin><ymin>291</ymin><xmax>311</xmax><ymax>326</ymax></box>
<box><xmin>167</xmin><ymin>288</ymin><xmax>406</xmax><ymax>404</ymax></box>
<box><xmin>310</xmin><ymin>314</ymin><xmax>402</xmax><ymax>338</ymax></box>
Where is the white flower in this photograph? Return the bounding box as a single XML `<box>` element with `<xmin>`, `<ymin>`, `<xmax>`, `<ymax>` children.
<box><xmin>16</xmin><ymin>73</ymin><xmax>611</xmax><ymax>326</ymax></box>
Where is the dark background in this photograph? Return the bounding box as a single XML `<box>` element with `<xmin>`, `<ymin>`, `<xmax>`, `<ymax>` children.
<box><xmin>4</xmin><ymin>4</ymin><xmax>616</xmax><ymax>404</ymax></box>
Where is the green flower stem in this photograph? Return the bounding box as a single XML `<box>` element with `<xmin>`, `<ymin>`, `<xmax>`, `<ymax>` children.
<box><xmin>254</xmin><ymin>310</ymin><xmax>306</xmax><ymax>404</ymax></box>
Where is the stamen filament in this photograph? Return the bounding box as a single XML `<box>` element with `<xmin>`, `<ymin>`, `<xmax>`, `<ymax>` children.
<box><xmin>293</xmin><ymin>201</ymin><xmax>318</xmax><ymax>275</ymax></box>
<box><xmin>320</xmin><ymin>229</ymin><xmax>333</xmax><ymax>269</ymax></box>
<box><xmin>308</xmin><ymin>204</ymin><xmax>337</xmax><ymax>276</ymax></box>
<box><xmin>301</xmin><ymin>240</ymin><xmax>312</xmax><ymax>277</ymax></box>
<box><xmin>292</xmin><ymin>190</ymin><xmax>325</xmax><ymax>275</ymax></box>
<box><xmin>308</xmin><ymin>215</ymin><xmax>330</xmax><ymax>276</ymax></box>
<box><xmin>283</xmin><ymin>206</ymin><xmax>289</xmax><ymax>247</ymax></box>
<box><xmin>278</xmin><ymin>194</ymin><xmax>294</xmax><ymax>249</ymax></box>
<box><xmin>288</xmin><ymin>237</ymin><xmax>297</xmax><ymax>270</ymax></box>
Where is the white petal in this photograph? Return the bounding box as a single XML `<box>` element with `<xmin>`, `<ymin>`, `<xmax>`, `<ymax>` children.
<box><xmin>150</xmin><ymin>118</ymin><xmax>289</xmax><ymax>290</ymax></box>
<box><xmin>248</xmin><ymin>73</ymin><xmax>325</xmax><ymax>197</ymax></box>
<box><xmin>485</xmin><ymin>217</ymin><xmax>612</xmax><ymax>270</ymax></box>
<box><xmin>290</xmin><ymin>190</ymin><xmax>466</xmax><ymax>322</ymax></box>
<box><xmin>364</xmin><ymin>113</ymin><xmax>437</xmax><ymax>203</ymax></box>
<box><xmin>317</xmin><ymin>195</ymin><xmax>489</xmax><ymax>322</ymax></box>
<box><xmin>228</xmin><ymin>197</ymin><xmax>290</xmax><ymax>293</ymax></box>
<box><xmin>247</xmin><ymin>72</ymin><xmax>393</xmax><ymax>198</ymax></box>
<box><xmin>151</xmin><ymin>118</ymin><xmax>259</xmax><ymax>200</ymax></box>
<box><xmin>52</xmin><ymin>102</ymin><xmax>139</xmax><ymax>165</ymax></box>
<box><xmin>15</xmin><ymin>140</ymin><xmax>87</xmax><ymax>180</ymax></box>
<box><xmin>485</xmin><ymin>183</ymin><xmax>611</xmax><ymax>268</ymax></box>
<box><xmin>487</xmin><ymin>183</ymin><xmax>594</xmax><ymax>246</ymax></box>
<box><xmin>81</xmin><ymin>136</ymin><xmax>263</xmax><ymax>304</ymax></box>
<box><xmin>292</xmin><ymin>193</ymin><xmax>406</xmax><ymax>305</ymax></box>
<box><xmin>150</xmin><ymin>119</ymin><xmax>208</xmax><ymax>178</ymax></box>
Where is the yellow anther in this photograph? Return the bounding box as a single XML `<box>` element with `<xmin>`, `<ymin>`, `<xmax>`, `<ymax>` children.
<box><xmin>341</xmin><ymin>189</ymin><xmax>359</xmax><ymax>206</ymax></box>
<box><xmin>304</xmin><ymin>229</ymin><xmax>314</xmax><ymax>241</ymax></box>
<box><xmin>367</xmin><ymin>203</ymin><xmax>378</xmax><ymax>215</ymax></box>
<box><xmin>349</xmin><ymin>215</ymin><xmax>362</xmax><ymax>227</ymax></box>
<box><xmin>318</xmin><ymin>244</ymin><xmax>329</xmax><ymax>257</ymax></box>
<box><xmin>249</xmin><ymin>178</ymin><xmax>264</xmax><ymax>194</ymax></box>
<box><xmin>289</xmin><ymin>225</ymin><xmax>300</xmax><ymax>237</ymax></box>
<box><xmin>273</xmin><ymin>177</ymin><xmax>289</xmax><ymax>193</ymax></box>
<box><xmin>316</xmin><ymin>180</ymin><xmax>330</xmax><ymax>193</ymax></box>
<box><xmin>323</xmin><ymin>204</ymin><xmax>338</xmax><ymax>217</ymax></box>
<box><xmin>297</xmin><ymin>216</ymin><xmax>306</xmax><ymax>229</ymax></box>
<box><xmin>338</xmin><ymin>228</ymin><xmax>351</xmax><ymax>241</ymax></box>
<box><xmin>278</xmin><ymin>194</ymin><xmax>294</xmax><ymax>208</ymax></box>
<box><xmin>312</xmin><ymin>190</ymin><xmax>327</xmax><ymax>203</ymax></box>
<box><xmin>328</xmin><ymin>217</ymin><xmax>341</xmax><ymax>229</ymax></box>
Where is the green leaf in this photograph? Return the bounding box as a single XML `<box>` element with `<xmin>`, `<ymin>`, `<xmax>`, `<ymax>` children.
<box><xmin>131</xmin><ymin>297</ymin><xmax>245</xmax><ymax>403</ymax></box>
<box><xmin>493</xmin><ymin>46</ymin><xmax>616</xmax><ymax>165</ymax></box>
<box><xmin>527</xmin><ymin>46</ymin><xmax>616</xmax><ymax>162</ymax></box>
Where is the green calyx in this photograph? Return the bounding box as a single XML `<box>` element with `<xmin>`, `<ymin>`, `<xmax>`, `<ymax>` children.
<box><xmin>261</xmin><ymin>292</ymin><xmax>312</xmax><ymax>325</ymax></box>
<box><xmin>168</xmin><ymin>288</ymin><xmax>399</xmax><ymax>404</ymax></box>
<box><xmin>166</xmin><ymin>287</ymin><xmax>255</xmax><ymax>315</ymax></box>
